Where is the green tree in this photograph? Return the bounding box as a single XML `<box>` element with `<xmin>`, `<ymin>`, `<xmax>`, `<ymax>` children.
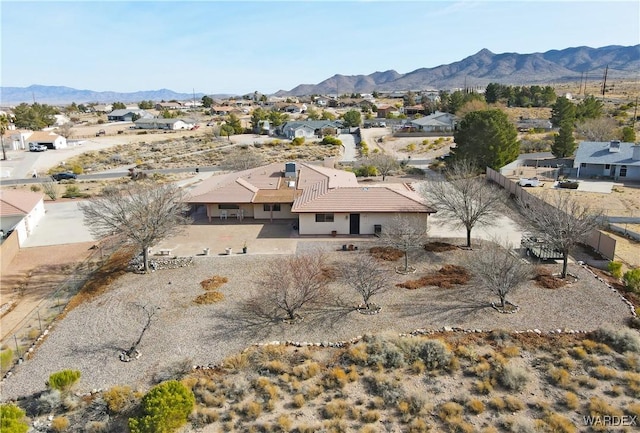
<box><xmin>321</xmin><ymin>110</ymin><xmax>336</xmax><ymax>120</ymax></box>
<box><xmin>550</xmin><ymin>96</ymin><xmax>576</xmax><ymax>127</ymax></box>
<box><xmin>268</xmin><ymin>109</ymin><xmax>289</xmax><ymax>127</ymax></box>
<box><xmin>201</xmin><ymin>95</ymin><xmax>213</xmax><ymax>108</ymax></box>
<box><xmin>250</xmin><ymin>107</ymin><xmax>268</xmax><ymax>131</ymax></box>
<box><xmin>306</xmin><ymin>106</ymin><xmax>320</xmax><ymax>120</ymax></box>
<box><xmin>138</xmin><ymin>100</ymin><xmax>154</xmax><ymax>109</ymax></box>
<box><xmin>452</xmin><ymin>109</ymin><xmax>519</xmax><ymax>170</ymax></box>
<box><xmin>220</xmin><ymin>124</ymin><xmax>234</xmax><ymax>141</ymax></box>
<box><xmin>0</xmin><ymin>114</ymin><xmax>9</xmax><ymax>161</ymax></box>
<box><xmin>621</xmin><ymin>126</ymin><xmax>636</xmax><ymax>142</ymax></box>
<box><xmin>227</xmin><ymin>113</ymin><xmax>243</xmax><ymax>134</ymax></box>
<box><xmin>112</xmin><ymin>101</ymin><xmax>126</xmax><ymax>110</ymax></box>
<box><xmin>0</xmin><ymin>404</ymin><xmax>29</xmax><ymax>433</ymax></box>
<box><xmin>576</xmin><ymin>95</ymin><xmax>604</xmax><ymax>121</ymax></box>
<box><xmin>551</xmin><ymin>120</ymin><xmax>576</xmax><ymax>157</ymax></box>
<box><xmin>161</xmin><ymin>109</ymin><xmax>177</xmax><ymax>119</ymax></box>
<box><xmin>342</xmin><ymin>109</ymin><xmax>362</xmax><ymax>127</ymax></box>
<box><xmin>128</xmin><ymin>380</ymin><xmax>195</xmax><ymax>433</ymax></box>
<box><xmin>484</xmin><ymin>83</ymin><xmax>501</xmax><ymax>104</ymax></box>
<box><xmin>12</xmin><ymin>103</ymin><xmax>57</xmax><ymax>130</ymax></box>
<box><xmin>48</xmin><ymin>369</ymin><xmax>81</xmax><ymax>391</ymax></box>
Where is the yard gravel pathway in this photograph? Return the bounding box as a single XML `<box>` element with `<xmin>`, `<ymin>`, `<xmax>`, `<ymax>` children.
<box><xmin>1</xmin><ymin>241</ymin><xmax>633</xmax><ymax>401</ymax></box>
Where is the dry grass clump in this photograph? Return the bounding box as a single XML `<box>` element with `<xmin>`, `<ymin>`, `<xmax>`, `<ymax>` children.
<box><xmin>102</xmin><ymin>385</ymin><xmax>138</xmax><ymax>413</ymax></box>
<box><xmin>423</xmin><ymin>241</ymin><xmax>458</xmax><ymax>252</ymax></box>
<box><xmin>591</xmin><ymin>365</ymin><xmax>617</xmax><ymax>380</ymax></box>
<box><xmin>548</xmin><ymin>367</ymin><xmax>573</xmax><ymax>389</ymax></box>
<box><xmin>498</xmin><ymin>363</ymin><xmax>530</xmax><ymax>391</ymax></box>
<box><xmin>624</xmin><ymin>371</ymin><xmax>640</xmax><ymax>397</ymax></box>
<box><xmin>293</xmin><ymin>361</ymin><xmax>322</xmax><ymax>380</ymax></box>
<box><xmin>592</xmin><ymin>326</ymin><xmax>640</xmax><ymax>354</ymax></box>
<box><xmin>322</xmin><ymin>367</ymin><xmax>350</xmax><ymax>389</ymax></box>
<box><xmin>360</xmin><ymin>409</ymin><xmax>381</xmax><ymax>423</ymax></box>
<box><xmin>627</xmin><ymin>402</ymin><xmax>640</xmax><ymax>418</ymax></box>
<box><xmin>588</xmin><ymin>396</ymin><xmax>624</xmax><ymax>431</ymax></box>
<box><xmin>194</xmin><ymin>291</ymin><xmax>225</xmax><ymax>305</ymax></box>
<box><xmin>466</xmin><ymin>398</ymin><xmax>485</xmax><ymax>414</ymax></box>
<box><xmin>200</xmin><ymin>275</ymin><xmax>228</xmax><ymax>290</ymax></box>
<box><xmin>474</xmin><ymin>378</ymin><xmax>495</xmax><ymax>395</ymax></box>
<box><xmin>369</xmin><ymin>246</ymin><xmax>404</xmax><ymax>261</ymax></box>
<box><xmin>534</xmin><ymin>266</ymin><xmax>568</xmax><ymax>289</ymax></box>
<box><xmin>563</xmin><ymin>391</ymin><xmax>580</xmax><ymax>410</ymax></box>
<box><xmin>322</xmin><ymin>399</ymin><xmax>350</xmax><ymax>419</ymax></box>
<box><xmin>541</xmin><ymin>412</ymin><xmax>577</xmax><ymax>433</ymax></box>
<box><xmin>51</xmin><ymin>416</ymin><xmax>70</xmax><ymax>432</ymax></box>
<box><xmin>438</xmin><ymin>401</ymin><xmax>464</xmax><ymax>422</ymax></box>
<box><xmin>396</xmin><ymin>264</ymin><xmax>470</xmax><ymax>289</ymax></box>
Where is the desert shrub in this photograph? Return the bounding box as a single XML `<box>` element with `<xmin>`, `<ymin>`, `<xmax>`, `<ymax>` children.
<box><xmin>558</xmin><ymin>356</ymin><xmax>577</xmax><ymax>370</ymax></box>
<box><xmin>499</xmin><ymin>364</ymin><xmax>529</xmax><ymax>391</ymax></box>
<box><xmin>623</xmin><ymin>268</ymin><xmax>640</xmax><ymax>293</ymax></box>
<box><xmin>569</xmin><ymin>346</ymin><xmax>588</xmax><ymax>359</ymax></box>
<box><xmin>544</xmin><ymin>412</ymin><xmax>577</xmax><ymax>433</ymax></box>
<box><xmin>51</xmin><ymin>416</ymin><xmax>70</xmax><ymax>432</ymax></box>
<box><xmin>488</xmin><ymin>396</ymin><xmax>506</xmax><ymax>411</ymax></box>
<box><xmin>588</xmin><ymin>396</ymin><xmax>623</xmax><ymax>421</ymax></box>
<box><xmin>472</xmin><ymin>360</ymin><xmax>492</xmax><ymax>378</ymax></box>
<box><xmin>474</xmin><ymin>378</ymin><xmax>494</xmax><ymax>395</ymax></box>
<box><xmin>291</xmin><ymin>137</ymin><xmax>305</xmax><ymax>146</ymax></box>
<box><xmin>413</xmin><ymin>339</ymin><xmax>452</xmax><ymax>370</ymax></box>
<box><xmin>62</xmin><ymin>185</ymin><xmax>85</xmax><ymax>198</ymax></box>
<box><xmin>128</xmin><ymin>380</ymin><xmax>195</xmax><ymax>433</ymax></box>
<box><xmin>321</xmin><ymin>136</ymin><xmax>342</xmax><ymax>146</ymax></box>
<box><xmin>502</xmin><ymin>345</ymin><xmax>520</xmax><ymax>358</ymax></box>
<box><xmin>396</xmin><ymin>395</ymin><xmax>425</xmax><ymax>419</ymax></box>
<box><xmin>355</xmin><ymin>165</ymin><xmax>377</xmax><ymax>177</ymax></box>
<box><xmin>627</xmin><ymin>402</ymin><xmax>640</xmax><ymax>418</ymax></box>
<box><xmin>466</xmin><ymin>398</ymin><xmax>485</xmax><ymax>414</ymax></box>
<box><xmin>548</xmin><ymin>367</ymin><xmax>572</xmax><ymax>388</ymax></box>
<box><xmin>410</xmin><ymin>360</ymin><xmax>426</xmax><ymax>375</ymax></box>
<box><xmin>362</xmin><ymin>374</ymin><xmax>404</xmax><ymax>405</ymax></box>
<box><xmin>564</xmin><ymin>391</ymin><xmax>580</xmax><ymax>410</ymax></box>
<box><xmin>200</xmin><ymin>275</ymin><xmax>228</xmax><ymax>290</ymax></box>
<box><xmin>369</xmin><ymin>246</ymin><xmax>403</xmax><ymax>261</ymax></box>
<box><xmin>48</xmin><ymin>369</ymin><xmax>81</xmax><ymax>391</ymax></box>
<box><xmin>592</xmin><ymin>365</ymin><xmax>617</xmax><ymax>380</ymax></box>
<box><xmin>292</xmin><ymin>393</ymin><xmax>306</xmax><ymax>408</ymax></box>
<box><xmin>40</xmin><ymin>181</ymin><xmax>59</xmax><ymax>200</ymax></box>
<box><xmin>504</xmin><ymin>395</ymin><xmax>525</xmax><ymax>411</ymax></box>
<box><xmin>103</xmin><ymin>385</ymin><xmax>138</xmax><ymax>413</ymax></box>
<box><xmin>407</xmin><ymin>419</ymin><xmax>430</xmax><ymax>433</ymax></box>
<box><xmin>241</xmin><ymin>401</ymin><xmax>262</xmax><ymax>420</ymax></box>
<box><xmin>70</xmin><ymin>164</ymin><xmax>84</xmax><ymax>175</ymax></box>
<box><xmin>323</xmin><ymin>367</ymin><xmax>349</xmax><ymax>389</ymax></box>
<box><xmin>261</xmin><ymin>359</ymin><xmax>288</xmax><ymax>375</ymax></box>
<box><xmin>592</xmin><ymin>326</ymin><xmax>640</xmax><ymax>353</ymax></box>
<box><xmin>576</xmin><ymin>374</ymin><xmax>598</xmax><ymax>389</ymax></box>
<box><xmin>396</xmin><ymin>265</ymin><xmax>470</xmax><ymax>289</ymax></box>
<box><xmin>622</xmin><ymin>352</ymin><xmax>640</xmax><ymax>372</ymax></box>
<box><xmin>221</xmin><ymin>353</ymin><xmax>249</xmax><ymax>373</ymax></box>
<box><xmin>361</xmin><ymin>335</ymin><xmax>406</xmax><ymax>368</ymax></box>
<box><xmin>438</xmin><ymin>401</ymin><xmax>463</xmax><ymax>422</ymax></box>
<box><xmin>84</xmin><ymin>421</ymin><xmax>108</xmax><ymax>433</ymax></box>
<box><xmin>253</xmin><ymin>377</ymin><xmax>279</xmax><ymax>401</ymax></box>
<box><xmin>292</xmin><ymin>361</ymin><xmax>321</xmax><ymax>380</ymax></box>
<box><xmin>608</xmin><ymin>261</ymin><xmax>623</xmax><ymax>279</ymax></box>
<box><xmin>0</xmin><ymin>349</ymin><xmax>13</xmax><ymax>372</ymax></box>
<box><xmin>361</xmin><ymin>410</ymin><xmax>380</xmax><ymax>423</ymax></box>
<box><xmin>0</xmin><ymin>404</ymin><xmax>29</xmax><ymax>433</ymax></box>
<box><xmin>30</xmin><ymin>185</ymin><xmax>41</xmax><ymax>192</ymax></box>
<box><xmin>322</xmin><ymin>399</ymin><xmax>349</xmax><ymax>419</ymax></box>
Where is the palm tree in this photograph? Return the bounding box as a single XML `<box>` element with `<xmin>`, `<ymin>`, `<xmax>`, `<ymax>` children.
<box><xmin>0</xmin><ymin>114</ymin><xmax>9</xmax><ymax>161</ymax></box>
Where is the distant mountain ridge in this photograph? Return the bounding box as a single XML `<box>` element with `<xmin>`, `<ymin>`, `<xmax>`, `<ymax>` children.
<box><xmin>1</xmin><ymin>45</ymin><xmax>638</xmax><ymax>104</ymax></box>
<box><xmin>0</xmin><ymin>85</ymin><xmax>208</xmax><ymax>106</ymax></box>
<box><xmin>279</xmin><ymin>45</ymin><xmax>640</xmax><ymax>96</ymax></box>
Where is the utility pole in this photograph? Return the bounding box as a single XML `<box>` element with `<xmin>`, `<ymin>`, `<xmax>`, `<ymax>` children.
<box><xmin>601</xmin><ymin>65</ymin><xmax>609</xmax><ymax>99</ymax></box>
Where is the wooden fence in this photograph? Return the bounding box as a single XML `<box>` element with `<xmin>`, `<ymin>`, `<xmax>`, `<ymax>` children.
<box><xmin>486</xmin><ymin>167</ymin><xmax>617</xmax><ymax>260</ymax></box>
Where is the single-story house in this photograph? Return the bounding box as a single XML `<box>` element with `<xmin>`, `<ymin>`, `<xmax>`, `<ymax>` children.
<box><xmin>516</xmin><ymin>118</ymin><xmax>553</xmax><ymax>132</ymax></box>
<box><xmin>0</xmin><ymin>189</ymin><xmax>45</xmax><ymax>246</ymax></box>
<box><xmin>26</xmin><ymin>131</ymin><xmax>67</xmax><ymax>149</ymax></box>
<box><xmin>133</xmin><ymin>118</ymin><xmax>196</xmax><ymax>130</ymax></box>
<box><xmin>107</xmin><ymin>109</ymin><xmax>152</xmax><ymax>122</ymax></box>
<box><xmin>376</xmin><ymin>104</ymin><xmax>396</xmax><ymax>118</ymax></box>
<box><xmin>574</xmin><ymin>140</ymin><xmax>640</xmax><ymax>181</ymax></box>
<box><xmin>407</xmin><ymin>111</ymin><xmax>457</xmax><ymax>133</ymax></box>
<box><xmin>278</xmin><ymin>121</ymin><xmax>341</xmax><ymax>140</ymax></box>
<box><xmin>186</xmin><ymin>162</ymin><xmax>435</xmax><ymax>235</ymax></box>
<box><xmin>155</xmin><ymin>102</ymin><xmax>183</xmax><ymax>110</ymax></box>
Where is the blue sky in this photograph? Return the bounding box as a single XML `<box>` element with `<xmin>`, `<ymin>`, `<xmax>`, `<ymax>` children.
<box><xmin>2</xmin><ymin>1</ymin><xmax>639</xmax><ymax>95</ymax></box>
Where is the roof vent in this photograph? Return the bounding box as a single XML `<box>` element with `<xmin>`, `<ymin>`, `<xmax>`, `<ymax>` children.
<box><xmin>284</xmin><ymin>162</ymin><xmax>296</xmax><ymax>178</ymax></box>
<box><xmin>609</xmin><ymin>140</ymin><xmax>621</xmax><ymax>153</ymax></box>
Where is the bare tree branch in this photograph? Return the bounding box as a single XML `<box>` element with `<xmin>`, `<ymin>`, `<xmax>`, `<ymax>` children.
<box><xmin>466</xmin><ymin>240</ymin><xmax>533</xmax><ymax>310</ymax></box>
<box><xmin>379</xmin><ymin>215</ymin><xmax>429</xmax><ymax>273</ymax></box>
<box><xmin>364</xmin><ymin>153</ymin><xmax>399</xmax><ymax>181</ymax></box>
<box><xmin>79</xmin><ymin>182</ymin><xmax>191</xmax><ymax>273</ymax></box>
<box><xmin>124</xmin><ymin>303</ymin><xmax>160</xmax><ymax>359</ymax></box>
<box><xmin>420</xmin><ymin>159</ymin><xmax>505</xmax><ymax>247</ymax></box>
<box><xmin>518</xmin><ymin>191</ymin><xmax>602</xmax><ymax>278</ymax></box>
<box><xmin>337</xmin><ymin>253</ymin><xmax>392</xmax><ymax>310</ymax></box>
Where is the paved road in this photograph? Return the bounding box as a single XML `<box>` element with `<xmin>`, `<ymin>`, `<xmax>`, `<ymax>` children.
<box><xmin>338</xmin><ymin>133</ymin><xmax>357</xmax><ymax>162</ymax></box>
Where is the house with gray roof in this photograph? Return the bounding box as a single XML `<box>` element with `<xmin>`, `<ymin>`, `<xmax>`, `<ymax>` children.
<box><xmin>278</xmin><ymin>121</ymin><xmax>342</xmax><ymax>140</ymax></box>
<box><xmin>574</xmin><ymin>140</ymin><xmax>640</xmax><ymax>181</ymax></box>
<box><xmin>186</xmin><ymin>161</ymin><xmax>435</xmax><ymax>235</ymax></box>
<box><xmin>107</xmin><ymin>109</ymin><xmax>153</xmax><ymax>122</ymax></box>
<box><xmin>408</xmin><ymin>111</ymin><xmax>457</xmax><ymax>133</ymax></box>
<box><xmin>134</xmin><ymin>118</ymin><xmax>196</xmax><ymax>130</ymax></box>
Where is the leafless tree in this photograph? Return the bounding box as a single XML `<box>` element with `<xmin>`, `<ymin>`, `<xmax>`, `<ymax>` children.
<box><xmin>518</xmin><ymin>191</ymin><xmax>602</xmax><ymax>278</ymax></box>
<box><xmin>122</xmin><ymin>303</ymin><xmax>159</xmax><ymax>360</ymax></box>
<box><xmin>247</xmin><ymin>251</ymin><xmax>330</xmax><ymax>321</ymax></box>
<box><xmin>379</xmin><ymin>215</ymin><xmax>429</xmax><ymax>274</ymax></box>
<box><xmin>40</xmin><ymin>180</ymin><xmax>59</xmax><ymax>200</ymax></box>
<box><xmin>420</xmin><ymin>159</ymin><xmax>505</xmax><ymax>248</ymax></box>
<box><xmin>55</xmin><ymin>122</ymin><xmax>74</xmax><ymax>139</ymax></box>
<box><xmin>79</xmin><ymin>182</ymin><xmax>191</xmax><ymax>273</ymax></box>
<box><xmin>466</xmin><ymin>240</ymin><xmax>533</xmax><ymax>310</ymax></box>
<box><xmin>221</xmin><ymin>148</ymin><xmax>265</xmax><ymax>171</ymax></box>
<box><xmin>575</xmin><ymin>117</ymin><xmax>618</xmax><ymax>142</ymax></box>
<box><xmin>366</xmin><ymin>153</ymin><xmax>399</xmax><ymax>181</ymax></box>
<box><xmin>338</xmin><ymin>253</ymin><xmax>391</xmax><ymax>310</ymax></box>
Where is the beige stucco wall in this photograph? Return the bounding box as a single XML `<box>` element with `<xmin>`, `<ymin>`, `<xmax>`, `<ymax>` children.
<box><xmin>252</xmin><ymin>203</ymin><xmax>294</xmax><ymax>220</ymax></box>
<box><xmin>206</xmin><ymin>204</ymin><xmax>254</xmax><ymax>220</ymax></box>
<box><xmin>298</xmin><ymin>212</ymin><xmax>429</xmax><ymax>235</ymax></box>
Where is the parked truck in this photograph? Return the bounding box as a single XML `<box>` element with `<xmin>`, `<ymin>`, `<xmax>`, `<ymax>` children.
<box><xmin>518</xmin><ymin>177</ymin><xmax>543</xmax><ymax>187</ymax></box>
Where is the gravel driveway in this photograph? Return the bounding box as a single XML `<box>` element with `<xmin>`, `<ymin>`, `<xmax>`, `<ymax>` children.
<box><xmin>1</xmin><ymin>241</ymin><xmax>633</xmax><ymax>401</ymax></box>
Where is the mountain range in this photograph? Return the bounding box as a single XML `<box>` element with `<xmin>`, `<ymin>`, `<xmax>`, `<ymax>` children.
<box><xmin>1</xmin><ymin>45</ymin><xmax>638</xmax><ymax>105</ymax></box>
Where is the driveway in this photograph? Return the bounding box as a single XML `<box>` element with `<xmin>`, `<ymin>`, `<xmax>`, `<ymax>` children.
<box><xmin>22</xmin><ymin>200</ymin><xmax>95</xmax><ymax>247</ymax></box>
<box><xmin>338</xmin><ymin>133</ymin><xmax>357</xmax><ymax>162</ymax></box>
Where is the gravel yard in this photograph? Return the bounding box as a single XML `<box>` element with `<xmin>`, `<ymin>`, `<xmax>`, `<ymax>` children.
<box><xmin>1</xmin><ymin>240</ymin><xmax>633</xmax><ymax>401</ymax></box>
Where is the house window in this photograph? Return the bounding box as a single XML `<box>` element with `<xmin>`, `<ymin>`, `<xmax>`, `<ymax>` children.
<box><xmin>273</xmin><ymin>204</ymin><xmax>281</xmax><ymax>212</ymax></box>
<box><xmin>218</xmin><ymin>204</ymin><xmax>239</xmax><ymax>210</ymax></box>
<box><xmin>620</xmin><ymin>165</ymin><xmax>627</xmax><ymax>177</ymax></box>
<box><xmin>580</xmin><ymin>163</ymin><xmax>587</xmax><ymax>168</ymax></box>
<box><xmin>315</xmin><ymin>213</ymin><xmax>334</xmax><ymax>222</ymax></box>
<box><xmin>604</xmin><ymin>164</ymin><xmax>610</xmax><ymax>169</ymax></box>
<box><xmin>263</xmin><ymin>204</ymin><xmax>281</xmax><ymax>212</ymax></box>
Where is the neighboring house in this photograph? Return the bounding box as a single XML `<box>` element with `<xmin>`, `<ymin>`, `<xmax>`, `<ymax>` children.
<box><xmin>574</xmin><ymin>140</ymin><xmax>640</xmax><ymax>181</ymax></box>
<box><xmin>186</xmin><ymin>162</ymin><xmax>435</xmax><ymax>235</ymax></box>
<box><xmin>133</xmin><ymin>118</ymin><xmax>196</xmax><ymax>130</ymax></box>
<box><xmin>26</xmin><ymin>131</ymin><xmax>67</xmax><ymax>149</ymax></box>
<box><xmin>210</xmin><ymin>106</ymin><xmax>233</xmax><ymax>116</ymax></box>
<box><xmin>407</xmin><ymin>111</ymin><xmax>457</xmax><ymax>133</ymax></box>
<box><xmin>376</xmin><ymin>104</ymin><xmax>396</xmax><ymax>118</ymax></box>
<box><xmin>516</xmin><ymin>118</ymin><xmax>553</xmax><ymax>132</ymax></box>
<box><xmin>5</xmin><ymin>130</ymin><xmax>31</xmax><ymax>150</ymax></box>
<box><xmin>0</xmin><ymin>189</ymin><xmax>45</xmax><ymax>246</ymax></box>
<box><xmin>92</xmin><ymin>104</ymin><xmax>113</xmax><ymax>113</ymax></box>
<box><xmin>107</xmin><ymin>109</ymin><xmax>152</xmax><ymax>122</ymax></box>
<box><xmin>256</xmin><ymin>120</ymin><xmax>271</xmax><ymax>135</ymax></box>
<box><xmin>155</xmin><ymin>102</ymin><xmax>183</xmax><ymax>110</ymax></box>
<box><xmin>278</xmin><ymin>121</ymin><xmax>341</xmax><ymax>140</ymax></box>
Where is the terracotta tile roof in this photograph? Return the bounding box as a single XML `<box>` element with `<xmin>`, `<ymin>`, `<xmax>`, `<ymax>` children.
<box><xmin>0</xmin><ymin>189</ymin><xmax>43</xmax><ymax>217</ymax></box>
<box><xmin>292</xmin><ymin>185</ymin><xmax>434</xmax><ymax>213</ymax></box>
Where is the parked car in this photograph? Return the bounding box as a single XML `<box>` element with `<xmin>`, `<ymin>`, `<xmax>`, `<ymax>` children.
<box><xmin>519</xmin><ymin>177</ymin><xmax>543</xmax><ymax>187</ymax></box>
<box><xmin>96</xmin><ymin>129</ymin><xmax>106</xmax><ymax>137</ymax></box>
<box><xmin>29</xmin><ymin>144</ymin><xmax>48</xmax><ymax>152</ymax></box>
<box><xmin>51</xmin><ymin>172</ymin><xmax>77</xmax><ymax>181</ymax></box>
